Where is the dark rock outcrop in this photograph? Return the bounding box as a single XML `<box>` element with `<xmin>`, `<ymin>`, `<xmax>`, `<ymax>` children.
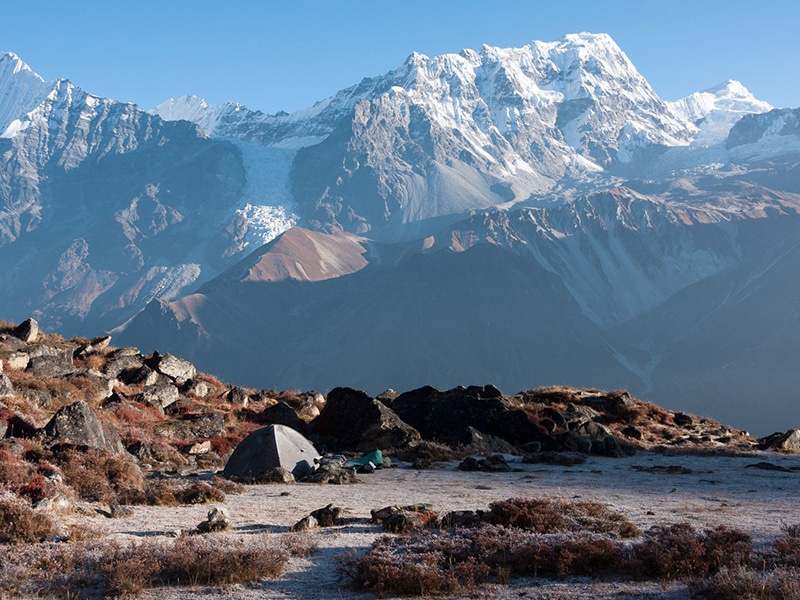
<box><xmin>390</xmin><ymin>385</ymin><xmax>540</xmax><ymax>446</ymax></box>
<box><xmin>759</xmin><ymin>430</ymin><xmax>800</xmax><ymax>452</ymax></box>
<box><xmin>311</xmin><ymin>387</ymin><xmax>420</xmax><ymax>451</ymax></box>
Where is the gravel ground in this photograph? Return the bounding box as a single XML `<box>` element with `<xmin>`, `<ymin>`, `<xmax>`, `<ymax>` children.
<box><xmin>70</xmin><ymin>450</ymin><xmax>800</xmax><ymax>599</ymax></box>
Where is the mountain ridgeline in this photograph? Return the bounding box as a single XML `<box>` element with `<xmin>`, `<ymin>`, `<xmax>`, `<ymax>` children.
<box><xmin>1</xmin><ymin>34</ymin><xmax>800</xmax><ymax>434</ymax></box>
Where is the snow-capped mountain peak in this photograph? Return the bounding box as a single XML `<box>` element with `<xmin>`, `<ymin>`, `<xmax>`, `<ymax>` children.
<box><xmin>0</xmin><ymin>51</ymin><xmax>55</xmax><ymax>137</ymax></box>
<box><xmin>668</xmin><ymin>79</ymin><xmax>773</xmax><ymax>146</ymax></box>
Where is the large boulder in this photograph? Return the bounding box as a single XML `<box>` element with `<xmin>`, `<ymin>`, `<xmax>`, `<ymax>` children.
<box><xmin>26</xmin><ymin>355</ymin><xmax>77</xmax><ymax>378</ymax></box>
<box><xmin>760</xmin><ymin>430</ymin><xmax>800</xmax><ymax>452</ymax></box>
<box><xmin>312</xmin><ymin>387</ymin><xmax>420</xmax><ymax>451</ymax></box>
<box><xmin>146</xmin><ymin>352</ymin><xmax>196</xmax><ymax>384</ymax></box>
<box><xmin>390</xmin><ymin>385</ymin><xmax>540</xmax><ymax>446</ymax></box>
<box><xmin>261</xmin><ymin>402</ymin><xmax>303</xmax><ymax>429</ymax></box>
<box><xmin>12</xmin><ymin>318</ymin><xmax>39</xmax><ymax>343</ymax></box>
<box><xmin>43</xmin><ymin>400</ymin><xmax>124</xmax><ymax>454</ymax></box>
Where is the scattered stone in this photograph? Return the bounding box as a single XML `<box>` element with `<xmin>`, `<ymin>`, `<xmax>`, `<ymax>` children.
<box><xmin>43</xmin><ymin>400</ymin><xmax>125</xmax><ymax>454</ymax></box>
<box><xmin>633</xmin><ymin>465</ymin><xmax>693</xmax><ymax>475</ymax></box>
<box><xmin>440</xmin><ymin>510</ymin><xmax>484</xmax><ymax>529</ymax></box>
<box><xmin>458</xmin><ymin>454</ymin><xmax>511</xmax><ymax>472</ymax></box>
<box><xmin>12</xmin><ymin>318</ymin><xmax>39</xmax><ymax>343</ymax></box>
<box><xmin>196</xmin><ymin>507</ymin><xmax>231</xmax><ymax>533</ymax></box>
<box><xmin>305</xmin><ymin>461</ymin><xmax>359</xmax><ymax>484</ymax></box>
<box><xmin>673</xmin><ymin>412</ymin><xmax>694</xmax><ymax>427</ymax></box>
<box><xmin>226</xmin><ymin>386</ymin><xmax>250</xmax><ymax>406</ymax></box>
<box><xmin>522</xmin><ymin>452</ymin><xmax>586</xmax><ymax>466</ymax></box>
<box><xmin>309</xmin><ymin>504</ymin><xmax>343</xmax><ymax>527</ymax></box>
<box><xmin>291</xmin><ymin>515</ymin><xmax>318</xmax><ymax>532</ymax></box>
<box><xmin>255</xmin><ymin>467</ymin><xmax>294</xmax><ymax>483</ymax></box>
<box><xmin>109</xmin><ymin>504</ymin><xmax>134</xmax><ymax>518</ymax></box>
<box><xmin>745</xmin><ymin>461</ymin><xmax>794</xmax><ymax>472</ymax></box>
<box><xmin>371</xmin><ymin>504</ymin><xmax>437</xmax><ymax>533</ymax></box>
<box><xmin>187</xmin><ymin>441</ymin><xmax>212</xmax><ymax>455</ymax></box>
<box><xmin>186</xmin><ymin>379</ymin><xmax>209</xmax><ymax>398</ymax></box>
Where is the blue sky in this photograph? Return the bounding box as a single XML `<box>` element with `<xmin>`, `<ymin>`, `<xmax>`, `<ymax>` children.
<box><xmin>5</xmin><ymin>0</ymin><xmax>798</xmax><ymax>113</ymax></box>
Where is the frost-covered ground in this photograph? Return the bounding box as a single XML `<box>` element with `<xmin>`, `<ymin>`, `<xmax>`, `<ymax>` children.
<box><xmin>70</xmin><ymin>450</ymin><xmax>800</xmax><ymax>600</ymax></box>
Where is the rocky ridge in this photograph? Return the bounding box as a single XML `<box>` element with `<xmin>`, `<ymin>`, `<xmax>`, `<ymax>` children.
<box><xmin>1</xmin><ymin>317</ymin><xmax>791</xmax><ymax>485</ymax></box>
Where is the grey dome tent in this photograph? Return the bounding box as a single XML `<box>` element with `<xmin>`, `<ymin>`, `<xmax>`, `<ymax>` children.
<box><xmin>223</xmin><ymin>424</ymin><xmax>320</xmax><ymax>480</ymax></box>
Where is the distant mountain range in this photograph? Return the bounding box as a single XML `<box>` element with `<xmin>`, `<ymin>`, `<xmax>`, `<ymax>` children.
<box><xmin>2</xmin><ymin>33</ymin><xmax>799</xmax><ymax>434</ymax></box>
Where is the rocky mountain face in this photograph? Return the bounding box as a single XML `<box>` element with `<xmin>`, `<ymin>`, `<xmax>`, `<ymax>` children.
<box><xmin>3</xmin><ymin>34</ymin><xmax>800</xmax><ymax>434</ymax></box>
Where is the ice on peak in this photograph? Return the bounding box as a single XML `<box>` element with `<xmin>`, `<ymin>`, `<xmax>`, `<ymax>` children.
<box><xmin>668</xmin><ymin>80</ymin><xmax>772</xmax><ymax>146</ymax></box>
<box><xmin>704</xmin><ymin>80</ymin><xmax>758</xmax><ymax>100</ymax></box>
<box><xmin>0</xmin><ymin>51</ymin><xmax>57</xmax><ymax>138</ymax></box>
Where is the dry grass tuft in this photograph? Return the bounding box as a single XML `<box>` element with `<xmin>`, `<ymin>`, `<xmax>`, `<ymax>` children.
<box><xmin>689</xmin><ymin>567</ymin><xmax>800</xmax><ymax>599</ymax></box>
<box><xmin>0</xmin><ymin>493</ymin><xmax>61</xmax><ymax>545</ymax></box>
<box><xmin>486</xmin><ymin>497</ymin><xmax>640</xmax><ymax>538</ymax></box>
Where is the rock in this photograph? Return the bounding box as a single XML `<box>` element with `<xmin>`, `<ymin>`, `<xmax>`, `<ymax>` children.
<box><xmin>375</xmin><ymin>389</ymin><xmax>399</xmax><ymax>405</ymax></box>
<box><xmin>622</xmin><ymin>425</ymin><xmax>643</xmax><ymax>440</ymax></box>
<box><xmin>103</xmin><ymin>354</ymin><xmax>145</xmax><ymax>378</ymax></box>
<box><xmin>12</xmin><ymin>318</ymin><xmax>39</xmax><ymax>343</ymax></box>
<box><xmin>673</xmin><ymin>412</ymin><xmax>694</xmax><ymax>427</ymax></box>
<box><xmin>440</xmin><ymin>510</ymin><xmax>484</xmax><ymax>529</ymax></box>
<box><xmin>312</xmin><ymin>387</ymin><xmax>420</xmax><ymax>451</ymax></box>
<box><xmin>187</xmin><ymin>441</ymin><xmax>212</xmax><ymax>455</ymax></box>
<box><xmin>196</xmin><ymin>507</ymin><xmax>231</xmax><ymax>533</ymax></box>
<box><xmin>138</xmin><ymin>384</ymin><xmax>180</xmax><ymax>409</ymax></box>
<box><xmin>383</xmin><ymin>510</ymin><xmax>425</xmax><ymax>533</ymax></box>
<box><xmin>226</xmin><ymin>386</ymin><xmax>250</xmax><ymax>406</ymax></box>
<box><xmin>301</xmin><ymin>390</ymin><xmax>325</xmax><ymax>418</ymax></box>
<box><xmin>0</xmin><ymin>421</ymin><xmax>6</xmax><ymax>439</ymax></box>
<box><xmin>4</xmin><ymin>352</ymin><xmax>29</xmax><ymax>371</ymax></box>
<box><xmin>601</xmin><ymin>435</ymin><xmax>626</xmax><ymax>458</ymax></box>
<box><xmin>575</xmin><ymin>420</ymin><xmax>613</xmax><ymax>439</ymax></box>
<box><xmin>309</xmin><ymin>504</ymin><xmax>343</xmax><ymax>527</ymax></box>
<box><xmin>127</xmin><ymin>440</ymin><xmax>152</xmax><ymax>461</ymax></box>
<box><xmin>258</xmin><ymin>467</ymin><xmax>295</xmax><ymax>483</ymax></box>
<box><xmin>291</xmin><ymin>515</ymin><xmax>318</xmax><ymax>532</ymax></box>
<box><xmin>187</xmin><ymin>379</ymin><xmax>209</xmax><ymax>398</ymax></box>
<box><xmin>390</xmin><ymin>385</ymin><xmax>540</xmax><ymax>446</ymax></box>
<box><xmin>304</xmin><ymin>462</ymin><xmax>359</xmax><ymax>484</ymax></box>
<box><xmin>44</xmin><ymin>400</ymin><xmax>125</xmax><ymax>454</ymax></box>
<box><xmin>759</xmin><ymin>429</ymin><xmax>800</xmax><ymax>452</ymax></box>
<box><xmin>0</xmin><ymin>373</ymin><xmax>13</xmax><ymax>398</ymax></box>
<box><xmin>26</xmin><ymin>355</ymin><xmax>77</xmax><ymax>378</ymax></box>
<box><xmin>118</xmin><ymin>366</ymin><xmax>168</xmax><ymax>387</ymax></box>
<box><xmin>262</xmin><ymin>402</ymin><xmax>303</xmax><ymax>429</ymax></box>
<box><xmin>562</xmin><ymin>431</ymin><xmax>593</xmax><ymax>454</ymax></box>
<box><xmin>147</xmin><ymin>352</ymin><xmax>196</xmax><ymax>384</ymax></box>
<box><xmin>72</xmin><ymin>369</ymin><xmax>116</xmax><ymax>398</ymax></box>
<box><xmin>463</xmin><ymin>426</ymin><xmax>518</xmax><ymax>454</ymax></box>
<box><xmin>458</xmin><ymin>454</ymin><xmax>511</xmax><ymax>472</ymax></box>
<box><xmin>154</xmin><ymin>412</ymin><xmax>226</xmax><ymax>442</ymax></box>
